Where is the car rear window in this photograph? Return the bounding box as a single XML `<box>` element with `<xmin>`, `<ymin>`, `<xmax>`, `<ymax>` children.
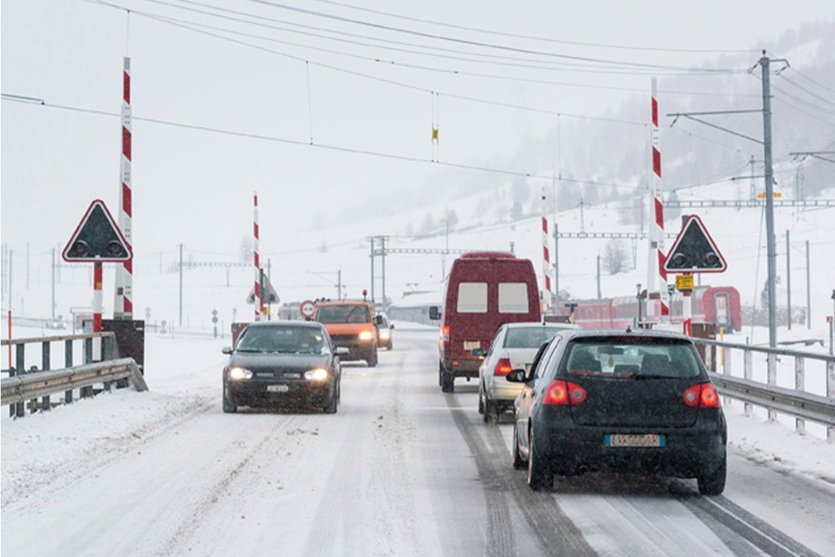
<box><xmin>504</xmin><ymin>326</ymin><xmax>565</xmax><ymax>348</ymax></box>
<box><xmin>457</xmin><ymin>282</ymin><xmax>487</xmax><ymax>313</ymax></box>
<box><xmin>498</xmin><ymin>282</ymin><xmax>529</xmax><ymax>313</ymax></box>
<box><xmin>562</xmin><ymin>337</ymin><xmax>701</xmax><ymax>378</ymax></box>
<box><xmin>315</xmin><ymin>305</ymin><xmax>370</xmax><ymax>324</ymax></box>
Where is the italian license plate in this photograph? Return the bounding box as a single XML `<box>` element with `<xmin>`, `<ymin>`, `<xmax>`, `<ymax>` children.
<box><xmin>605</xmin><ymin>434</ymin><xmax>665</xmax><ymax>448</ymax></box>
<box><xmin>463</xmin><ymin>341</ymin><xmax>480</xmax><ymax>351</ymax></box>
<box><xmin>267</xmin><ymin>385</ymin><xmax>289</xmax><ymax>393</ymax></box>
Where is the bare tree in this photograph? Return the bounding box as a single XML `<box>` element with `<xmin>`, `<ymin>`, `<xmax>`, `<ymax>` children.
<box><xmin>604</xmin><ymin>240</ymin><xmax>629</xmax><ymax>274</ymax></box>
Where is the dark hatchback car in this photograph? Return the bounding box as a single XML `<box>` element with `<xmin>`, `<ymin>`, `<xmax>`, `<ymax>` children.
<box><xmin>508</xmin><ymin>329</ymin><xmax>727</xmax><ymax>495</ymax></box>
<box><xmin>222</xmin><ymin>321</ymin><xmax>347</xmax><ymax>414</ymax></box>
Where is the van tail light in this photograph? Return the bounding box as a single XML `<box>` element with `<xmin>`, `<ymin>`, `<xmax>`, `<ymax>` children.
<box><xmin>683</xmin><ymin>383</ymin><xmax>721</xmax><ymax>408</ymax></box>
<box><xmin>442</xmin><ymin>326</ymin><xmax>450</xmax><ymax>357</ymax></box>
<box><xmin>493</xmin><ymin>358</ymin><xmax>513</xmax><ymax>376</ymax></box>
<box><xmin>543</xmin><ymin>380</ymin><xmax>586</xmax><ymax>405</ymax></box>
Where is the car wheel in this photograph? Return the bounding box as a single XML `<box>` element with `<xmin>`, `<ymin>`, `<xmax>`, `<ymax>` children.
<box><xmin>478</xmin><ymin>383</ymin><xmax>485</xmax><ymax>415</ymax></box>
<box><xmin>438</xmin><ymin>362</ymin><xmax>444</xmax><ymax>387</ymax></box>
<box><xmin>697</xmin><ymin>456</ymin><xmax>726</xmax><ymax>495</ymax></box>
<box><xmin>483</xmin><ymin>397</ymin><xmax>498</xmax><ymax>424</ymax></box>
<box><xmin>441</xmin><ymin>369</ymin><xmax>454</xmax><ymax>392</ymax></box>
<box><xmin>222</xmin><ymin>386</ymin><xmax>237</xmax><ymax>414</ymax></box>
<box><xmin>386</xmin><ymin>341</ymin><xmax>392</xmax><ymax>351</ymax></box>
<box><xmin>366</xmin><ymin>348</ymin><xmax>378</xmax><ymax>367</ymax></box>
<box><xmin>324</xmin><ymin>386</ymin><xmax>338</xmax><ymax>414</ymax></box>
<box><xmin>512</xmin><ymin>425</ymin><xmax>525</xmax><ymax>470</ymax></box>
<box><xmin>527</xmin><ymin>428</ymin><xmax>552</xmax><ymax>491</ymax></box>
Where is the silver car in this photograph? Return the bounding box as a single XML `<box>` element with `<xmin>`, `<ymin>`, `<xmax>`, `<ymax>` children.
<box><xmin>477</xmin><ymin>322</ymin><xmax>579</xmax><ymax>423</ymax></box>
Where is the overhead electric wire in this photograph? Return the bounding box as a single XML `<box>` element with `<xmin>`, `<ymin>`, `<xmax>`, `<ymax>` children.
<box><xmin>236</xmin><ymin>0</ymin><xmax>743</xmax><ymax>73</ymax></box>
<box><xmin>307</xmin><ymin>0</ymin><xmax>759</xmax><ymax>55</ymax></box>
<box><xmin>777</xmin><ymin>74</ymin><xmax>835</xmax><ymax>109</ymax></box>
<box><xmin>787</xmin><ymin>67</ymin><xmax>835</xmax><ymax>96</ymax></box>
<box><xmin>1</xmin><ymin>94</ymin><xmax>643</xmax><ymax>192</ymax></box>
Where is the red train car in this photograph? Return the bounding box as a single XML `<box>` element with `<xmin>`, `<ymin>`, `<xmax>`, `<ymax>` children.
<box><xmin>557</xmin><ymin>286</ymin><xmax>741</xmax><ymax>331</ymax></box>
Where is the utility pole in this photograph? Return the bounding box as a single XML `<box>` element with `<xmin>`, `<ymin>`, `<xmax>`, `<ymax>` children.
<box><xmin>760</xmin><ymin>53</ymin><xmax>779</xmax><ymax>349</ymax></box>
<box><xmin>51</xmin><ymin>248</ymin><xmax>56</xmax><ymax>319</ymax></box>
<box><xmin>806</xmin><ymin>240</ymin><xmax>811</xmax><ymax>329</ymax></box>
<box><xmin>553</xmin><ymin>222</ymin><xmax>559</xmax><ymax>305</ymax></box>
<box><xmin>786</xmin><ymin>230</ymin><xmax>791</xmax><ymax>330</ymax></box>
<box><xmin>179</xmin><ymin>243</ymin><xmax>183</xmax><ymax>327</ymax></box>
<box><xmin>381</xmin><ymin>236</ymin><xmax>387</xmax><ymax>311</ymax></box>
<box><xmin>369</xmin><ymin>237</ymin><xmax>375</xmax><ymax>305</ymax></box>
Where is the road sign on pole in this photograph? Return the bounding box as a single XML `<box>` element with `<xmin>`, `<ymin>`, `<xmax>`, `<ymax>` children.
<box><xmin>299</xmin><ymin>300</ymin><xmax>316</xmax><ymax>319</ymax></box>
<box><xmin>62</xmin><ymin>200</ymin><xmax>132</xmax><ymax>262</ymax></box>
<box><xmin>663</xmin><ymin>215</ymin><xmax>726</xmax><ymax>274</ymax></box>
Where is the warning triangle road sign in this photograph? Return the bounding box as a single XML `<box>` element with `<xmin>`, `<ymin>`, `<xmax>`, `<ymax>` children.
<box><xmin>663</xmin><ymin>215</ymin><xmax>727</xmax><ymax>274</ymax></box>
<box><xmin>247</xmin><ymin>274</ymin><xmax>280</xmax><ymax>304</ymax></box>
<box><xmin>63</xmin><ymin>200</ymin><xmax>133</xmax><ymax>262</ymax></box>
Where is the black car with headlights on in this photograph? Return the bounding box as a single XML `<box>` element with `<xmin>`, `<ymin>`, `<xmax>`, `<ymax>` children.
<box><xmin>222</xmin><ymin>321</ymin><xmax>347</xmax><ymax>414</ymax></box>
<box><xmin>507</xmin><ymin>329</ymin><xmax>727</xmax><ymax>495</ymax></box>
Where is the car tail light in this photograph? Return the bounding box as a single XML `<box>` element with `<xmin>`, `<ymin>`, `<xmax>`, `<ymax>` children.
<box><xmin>683</xmin><ymin>383</ymin><xmax>721</xmax><ymax>408</ymax></box>
<box><xmin>493</xmin><ymin>358</ymin><xmax>513</xmax><ymax>376</ymax></box>
<box><xmin>543</xmin><ymin>380</ymin><xmax>586</xmax><ymax>405</ymax></box>
<box><xmin>442</xmin><ymin>325</ymin><xmax>450</xmax><ymax>357</ymax></box>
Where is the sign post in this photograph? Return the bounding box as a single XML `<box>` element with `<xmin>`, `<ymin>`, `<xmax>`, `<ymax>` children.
<box><xmin>664</xmin><ymin>215</ymin><xmax>726</xmax><ymax>336</ymax></box>
<box><xmin>63</xmin><ymin>200</ymin><xmax>132</xmax><ymax>361</ymax></box>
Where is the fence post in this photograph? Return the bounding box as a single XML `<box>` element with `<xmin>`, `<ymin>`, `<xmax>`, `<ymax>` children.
<box><xmin>103</xmin><ymin>335</ymin><xmax>113</xmax><ymax>393</ymax></box>
<box><xmin>82</xmin><ymin>338</ymin><xmax>93</xmax><ymax>398</ymax></box>
<box><xmin>722</xmin><ymin>346</ymin><xmax>732</xmax><ymax>406</ymax></box>
<box><xmin>15</xmin><ymin>343</ymin><xmax>25</xmax><ymax>418</ymax></box>
<box><xmin>64</xmin><ymin>339</ymin><xmax>73</xmax><ymax>404</ymax></box>
<box><xmin>795</xmin><ymin>356</ymin><xmax>805</xmax><ymax>434</ymax></box>
<box><xmin>42</xmin><ymin>340</ymin><xmax>51</xmax><ymax>411</ymax></box>
<box><xmin>828</xmin><ymin>360</ymin><xmax>835</xmax><ymax>443</ymax></box>
<box><xmin>744</xmin><ymin>349</ymin><xmax>753</xmax><ymax>417</ymax></box>
<box><xmin>767</xmin><ymin>353</ymin><xmax>777</xmax><ymax>422</ymax></box>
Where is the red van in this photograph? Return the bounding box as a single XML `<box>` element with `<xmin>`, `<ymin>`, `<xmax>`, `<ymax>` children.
<box><xmin>431</xmin><ymin>252</ymin><xmax>541</xmax><ymax>392</ymax></box>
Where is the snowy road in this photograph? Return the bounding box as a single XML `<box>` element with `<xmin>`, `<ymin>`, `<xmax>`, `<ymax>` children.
<box><xmin>2</xmin><ymin>328</ymin><xmax>834</xmax><ymax>556</ymax></box>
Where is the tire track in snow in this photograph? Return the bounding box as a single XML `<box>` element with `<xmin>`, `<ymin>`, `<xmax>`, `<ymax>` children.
<box><xmin>447</xmin><ymin>396</ymin><xmax>596</xmax><ymax>557</ymax></box>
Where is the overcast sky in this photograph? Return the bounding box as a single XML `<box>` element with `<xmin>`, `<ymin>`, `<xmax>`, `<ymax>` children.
<box><xmin>3</xmin><ymin>0</ymin><xmax>834</xmax><ymax>261</ymax></box>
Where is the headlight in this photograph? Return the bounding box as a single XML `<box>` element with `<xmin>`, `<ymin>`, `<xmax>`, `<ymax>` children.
<box><xmin>228</xmin><ymin>367</ymin><xmax>253</xmax><ymax>380</ymax></box>
<box><xmin>359</xmin><ymin>331</ymin><xmax>374</xmax><ymax>341</ymax></box>
<box><xmin>379</xmin><ymin>330</ymin><xmax>391</xmax><ymax>339</ymax></box>
<box><xmin>304</xmin><ymin>368</ymin><xmax>329</xmax><ymax>381</ymax></box>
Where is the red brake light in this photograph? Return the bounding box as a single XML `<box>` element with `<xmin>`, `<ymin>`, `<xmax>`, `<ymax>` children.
<box><xmin>494</xmin><ymin>358</ymin><xmax>513</xmax><ymax>376</ymax></box>
<box><xmin>543</xmin><ymin>381</ymin><xmax>586</xmax><ymax>405</ymax></box>
<box><xmin>442</xmin><ymin>326</ymin><xmax>450</xmax><ymax>341</ymax></box>
<box><xmin>683</xmin><ymin>383</ymin><xmax>721</xmax><ymax>408</ymax></box>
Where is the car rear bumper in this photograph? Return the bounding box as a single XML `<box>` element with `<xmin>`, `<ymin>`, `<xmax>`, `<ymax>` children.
<box><xmin>534</xmin><ymin>414</ymin><xmax>726</xmax><ymax>478</ymax></box>
<box><xmin>443</xmin><ymin>357</ymin><xmax>481</xmax><ymax>378</ymax></box>
<box><xmin>226</xmin><ymin>379</ymin><xmax>334</xmax><ymax>408</ymax></box>
<box><xmin>487</xmin><ymin>378</ymin><xmax>524</xmax><ymax>402</ymax></box>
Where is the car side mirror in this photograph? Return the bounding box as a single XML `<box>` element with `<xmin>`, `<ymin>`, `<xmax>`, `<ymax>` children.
<box><xmin>222</xmin><ymin>346</ymin><xmax>233</xmax><ymax>355</ymax></box>
<box><xmin>390</xmin><ymin>324</ymin><xmax>395</xmax><ymax>330</ymax></box>
<box><xmin>470</xmin><ymin>347</ymin><xmax>485</xmax><ymax>357</ymax></box>
<box><xmin>375</xmin><ymin>315</ymin><xmax>383</xmax><ymax>325</ymax></box>
<box><xmin>429</xmin><ymin>306</ymin><xmax>441</xmax><ymax>320</ymax></box>
<box><xmin>505</xmin><ymin>369</ymin><xmax>527</xmax><ymax>383</ymax></box>
<box><xmin>335</xmin><ymin>347</ymin><xmax>350</xmax><ymax>357</ymax></box>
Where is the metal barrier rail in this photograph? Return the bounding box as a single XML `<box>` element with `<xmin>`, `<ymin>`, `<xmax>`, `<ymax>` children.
<box><xmin>2</xmin><ymin>332</ymin><xmax>147</xmax><ymax>418</ymax></box>
<box><xmin>691</xmin><ymin>338</ymin><xmax>835</xmax><ymax>441</ymax></box>
<box><xmin>2</xmin><ymin>358</ymin><xmax>148</xmax><ymax>406</ymax></box>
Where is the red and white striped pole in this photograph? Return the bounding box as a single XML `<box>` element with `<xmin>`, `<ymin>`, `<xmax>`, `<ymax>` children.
<box><xmin>114</xmin><ymin>56</ymin><xmax>133</xmax><ymax>319</ymax></box>
<box><xmin>93</xmin><ymin>263</ymin><xmax>103</xmax><ymax>360</ymax></box>
<box><xmin>647</xmin><ymin>77</ymin><xmax>669</xmax><ymax>322</ymax></box>
<box><xmin>541</xmin><ymin>185</ymin><xmax>553</xmax><ymax>313</ymax></box>
<box><xmin>253</xmin><ymin>192</ymin><xmax>262</xmax><ymax>321</ymax></box>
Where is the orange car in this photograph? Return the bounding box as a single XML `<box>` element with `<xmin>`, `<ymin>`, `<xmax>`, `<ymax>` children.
<box><xmin>312</xmin><ymin>301</ymin><xmax>379</xmax><ymax>367</ymax></box>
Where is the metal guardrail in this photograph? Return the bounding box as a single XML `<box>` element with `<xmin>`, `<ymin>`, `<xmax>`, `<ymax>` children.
<box><xmin>2</xmin><ymin>358</ymin><xmax>147</xmax><ymax>406</ymax></box>
<box><xmin>2</xmin><ymin>332</ymin><xmax>148</xmax><ymax>418</ymax></box>
<box><xmin>691</xmin><ymin>338</ymin><xmax>835</xmax><ymax>441</ymax></box>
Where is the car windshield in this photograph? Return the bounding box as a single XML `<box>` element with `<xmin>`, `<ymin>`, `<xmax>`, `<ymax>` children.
<box><xmin>503</xmin><ymin>326</ymin><xmax>569</xmax><ymax>349</ymax></box>
<box><xmin>562</xmin><ymin>337</ymin><xmax>701</xmax><ymax>378</ymax></box>
<box><xmin>236</xmin><ymin>327</ymin><xmax>329</xmax><ymax>355</ymax></box>
<box><xmin>315</xmin><ymin>305</ymin><xmax>370</xmax><ymax>324</ymax></box>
